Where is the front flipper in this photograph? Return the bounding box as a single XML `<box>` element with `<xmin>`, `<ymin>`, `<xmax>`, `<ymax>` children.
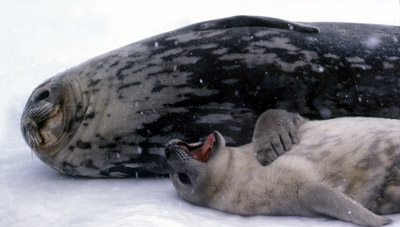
<box><xmin>298</xmin><ymin>184</ymin><xmax>391</xmax><ymax>226</ymax></box>
<box><xmin>253</xmin><ymin>109</ymin><xmax>306</xmax><ymax>166</ymax></box>
<box><xmin>181</xmin><ymin>15</ymin><xmax>320</xmax><ymax>33</ymax></box>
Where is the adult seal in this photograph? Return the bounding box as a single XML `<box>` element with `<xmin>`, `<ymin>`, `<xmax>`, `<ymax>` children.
<box><xmin>21</xmin><ymin>16</ymin><xmax>400</xmax><ymax>177</ymax></box>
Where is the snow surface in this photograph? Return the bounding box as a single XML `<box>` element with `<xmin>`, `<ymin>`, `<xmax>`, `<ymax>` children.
<box><xmin>1</xmin><ymin>1</ymin><xmax>399</xmax><ymax>226</ymax></box>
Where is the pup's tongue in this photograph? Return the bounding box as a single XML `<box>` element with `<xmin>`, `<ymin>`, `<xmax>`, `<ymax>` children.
<box><xmin>179</xmin><ymin>134</ymin><xmax>216</xmax><ymax>162</ymax></box>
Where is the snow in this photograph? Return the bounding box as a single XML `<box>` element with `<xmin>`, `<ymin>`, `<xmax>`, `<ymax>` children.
<box><xmin>0</xmin><ymin>0</ymin><xmax>399</xmax><ymax>226</ymax></box>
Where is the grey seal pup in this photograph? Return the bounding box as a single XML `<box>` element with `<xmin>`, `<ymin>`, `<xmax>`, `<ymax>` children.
<box><xmin>21</xmin><ymin>15</ymin><xmax>400</xmax><ymax>177</ymax></box>
<box><xmin>166</xmin><ymin>110</ymin><xmax>400</xmax><ymax>226</ymax></box>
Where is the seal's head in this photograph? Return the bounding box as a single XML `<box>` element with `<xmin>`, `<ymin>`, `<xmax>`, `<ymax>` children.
<box><xmin>21</xmin><ymin>74</ymin><xmax>87</xmax><ymax>168</ymax></box>
<box><xmin>165</xmin><ymin>131</ymin><xmax>226</xmax><ymax>206</ymax></box>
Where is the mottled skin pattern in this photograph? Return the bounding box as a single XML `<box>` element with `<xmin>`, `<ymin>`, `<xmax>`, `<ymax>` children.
<box><xmin>21</xmin><ymin>16</ymin><xmax>400</xmax><ymax>177</ymax></box>
<box><xmin>166</xmin><ymin>112</ymin><xmax>400</xmax><ymax>226</ymax></box>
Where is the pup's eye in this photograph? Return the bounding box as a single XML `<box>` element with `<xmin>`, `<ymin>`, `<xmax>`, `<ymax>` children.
<box><xmin>178</xmin><ymin>172</ymin><xmax>192</xmax><ymax>185</ymax></box>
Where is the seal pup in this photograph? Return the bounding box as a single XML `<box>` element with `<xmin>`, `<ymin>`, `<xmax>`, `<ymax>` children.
<box><xmin>165</xmin><ymin>111</ymin><xmax>400</xmax><ymax>225</ymax></box>
<box><xmin>21</xmin><ymin>15</ymin><xmax>400</xmax><ymax>177</ymax></box>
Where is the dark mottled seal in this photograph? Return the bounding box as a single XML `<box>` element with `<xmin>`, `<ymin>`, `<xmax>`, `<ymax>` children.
<box><xmin>21</xmin><ymin>16</ymin><xmax>400</xmax><ymax>177</ymax></box>
<box><xmin>165</xmin><ymin>111</ymin><xmax>400</xmax><ymax>226</ymax></box>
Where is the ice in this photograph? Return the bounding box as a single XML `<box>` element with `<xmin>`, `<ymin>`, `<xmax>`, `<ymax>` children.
<box><xmin>1</xmin><ymin>0</ymin><xmax>399</xmax><ymax>226</ymax></box>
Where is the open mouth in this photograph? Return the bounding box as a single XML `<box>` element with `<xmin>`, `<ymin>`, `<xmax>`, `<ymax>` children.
<box><xmin>170</xmin><ymin>132</ymin><xmax>218</xmax><ymax>162</ymax></box>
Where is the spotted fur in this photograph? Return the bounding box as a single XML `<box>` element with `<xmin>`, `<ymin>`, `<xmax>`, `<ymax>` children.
<box><xmin>21</xmin><ymin>16</ymin><xmax>400</xmax><ymax>177</ymax></box>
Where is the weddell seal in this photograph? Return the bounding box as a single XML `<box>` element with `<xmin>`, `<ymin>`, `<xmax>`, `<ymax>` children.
<box><xmin>165</xmin><ymin>110</ymin><xmax>400</xmax><ymax>226</ymax></box>
<box><xmin>21</xmin><ymin>15</ymin><xmax>400</xmax><ymax>177</ymax></box>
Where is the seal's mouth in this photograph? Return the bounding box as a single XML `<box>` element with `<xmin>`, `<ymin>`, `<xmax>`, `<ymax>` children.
<box><xmin>37</xmin><ymin>105</ymin><xmax>63</xmax><ymax>146</ymax></box>
<box><xmin>180</xmin><ymin>133</ymin><xmax>216</xmax><ymax>162</ymax></box>
<box><xmin>166</xmin><ymin>132</ymin><xmax>220</xmax><ymax>163</ymax></box>
<box><xmin>23</xmin><ymin>103</ymin><xmax>64</xmax><ymax>148</ymax></box>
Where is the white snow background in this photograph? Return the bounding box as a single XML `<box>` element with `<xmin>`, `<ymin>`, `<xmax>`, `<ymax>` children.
<box><xmin>1</xmin><ymin>0</ymin><xmax>399</xmax><ymax>226</ymax></box>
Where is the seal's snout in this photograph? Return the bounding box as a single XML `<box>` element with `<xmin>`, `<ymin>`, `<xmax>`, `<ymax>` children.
<box><xmin>21</xmin><ymin>81</ymin><xmax>66</xmax><ymax>149</ymax></box>
<box><xmin>21</xmin><ymin>75</ymin><xmax>86</xmax><ymax>163</ymax></box>
<box><xmin>165</xmin><ymin>140</ymin><xmax>192</xmax><ymax>163</ymax></box>
<box><xmin>22</xmin><ymin>100</ymin><xmax>62</xmax><ymax>147</ymax></box>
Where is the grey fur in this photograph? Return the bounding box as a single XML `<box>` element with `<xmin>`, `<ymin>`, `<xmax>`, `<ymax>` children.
<box><xmin>20</xmin><ymin>15</ymin><xmax>400</xmax><ymax>177</ymax></box>
<box><xmin>253</xmin><ymin>109</ymin><xmax>306</xmax><ymax>165</ymax></box>
<box><xmin>166</xmin><ymin>112</ymin><xmax>400</xmax><ymax>226</ymax></box>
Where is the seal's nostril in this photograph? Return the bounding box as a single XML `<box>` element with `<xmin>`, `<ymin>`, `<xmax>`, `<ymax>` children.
<box><xmin>34</xmin><ymin>90</ymin><xmax>50</xmax><ymax>102</ymax></box>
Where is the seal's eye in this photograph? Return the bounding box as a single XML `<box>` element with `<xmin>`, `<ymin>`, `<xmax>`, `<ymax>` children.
<box><xmin>178</xmin><ymin>172</ymin><xmax>192</xmax><ymax>185</ymax></box>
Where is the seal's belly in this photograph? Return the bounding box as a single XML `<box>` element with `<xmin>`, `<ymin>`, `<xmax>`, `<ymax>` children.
<box><xmin>284</xmin><ymin>117</ymin><xmax>400</xmax><ymax>206</ymax></box>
